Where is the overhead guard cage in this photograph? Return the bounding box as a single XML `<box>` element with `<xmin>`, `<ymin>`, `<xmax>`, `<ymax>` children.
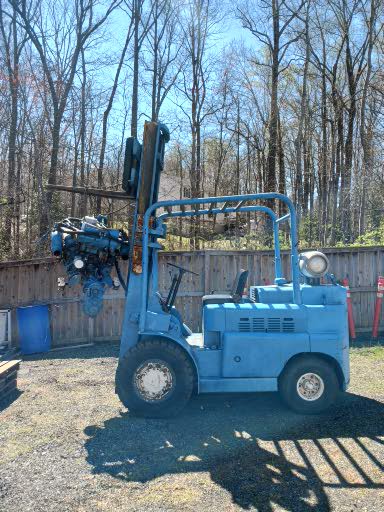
<box><xmin>141</xmin><ymin>193</ymin><xmax>301</xmax><ymax>328</ymax></box>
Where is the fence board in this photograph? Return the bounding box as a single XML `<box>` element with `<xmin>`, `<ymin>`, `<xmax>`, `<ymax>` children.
<box><xmin>1</xmin><ymin>247</ymin><xmax>384</xmax><ymax>347</ymax></box>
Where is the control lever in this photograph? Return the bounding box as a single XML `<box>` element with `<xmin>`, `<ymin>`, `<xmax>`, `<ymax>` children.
<box><xmin>162</xmin><ymin>263</ymin><xmax>199</xmax><ymax>311</ymax></box>
<box><xmin>166</xmin><ymin>262</ymin><xmax>199</xmax><ymax>276</ymax></box>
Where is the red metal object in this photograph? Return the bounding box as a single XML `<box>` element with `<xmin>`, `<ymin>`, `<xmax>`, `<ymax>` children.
<box><xmin>372</xmin><ymin>276</ymin><xmax>384</xmax><ymax>339</ymax></box>
<box><xmin>342</xmin><ymin>278</ymin><xmax>356</xmax><ymax>341</ymax></box>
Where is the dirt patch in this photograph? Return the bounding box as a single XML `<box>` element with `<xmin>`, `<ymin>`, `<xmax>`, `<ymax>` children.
<box><xmin>0</xmin><ymin>343</ymin><xmax>383</xmax><ymax>511</ymax></box>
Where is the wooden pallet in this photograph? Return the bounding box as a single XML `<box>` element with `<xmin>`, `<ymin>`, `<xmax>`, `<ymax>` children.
<box><xmin>0</xmin><ymin>359</ymin><xmax>21</xmax><ymax>401</ymax></box>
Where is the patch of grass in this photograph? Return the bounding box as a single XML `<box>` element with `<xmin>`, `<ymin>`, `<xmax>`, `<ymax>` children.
<box><xmin>350</xmin><ymin>346</ymin><xmax>384</xmax><ymax>360</ymax></box>
<box><xmin>349</xmin><ymin>347</ymin><xmax>384</xmax><ymax>395</ymax></box>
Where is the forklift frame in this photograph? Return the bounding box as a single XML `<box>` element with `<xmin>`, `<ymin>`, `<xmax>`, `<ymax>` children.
<box><xmin>49</xmin><ymin>122</ymin><xmax>349</xmax><ymax>415</ymax></box>
<box><xmin>140</xmin><ymin>192</ymin><xmax>301</xmax><ymax>332</ymax></box>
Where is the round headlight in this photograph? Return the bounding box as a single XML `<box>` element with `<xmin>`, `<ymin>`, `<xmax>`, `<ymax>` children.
<box><xmin>73</xmin><ymin>256</ymin><xmax>85</xmax><ymax>270</ymax></box>
<box><xmin>299</xmin><ymin>251</ymin><xmax>329</xmax><ymax>278</ymax></box>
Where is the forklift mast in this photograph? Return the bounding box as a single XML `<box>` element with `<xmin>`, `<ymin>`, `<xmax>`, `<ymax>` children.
<box><xmin>124</xmin><ymin>123</ymin><xmax>170</xmax><ymax>276</ymax></box>
<box><xmin>120</xmin><ymin>122</ymin><xmax>171</xmax><ymax>356</ymax></box>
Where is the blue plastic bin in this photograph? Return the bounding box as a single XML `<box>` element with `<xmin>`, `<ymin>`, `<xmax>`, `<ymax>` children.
<box><xmin>17</xmin><ymin>305</ymin><xmax>51</xmax><ymax>355</ymax></box>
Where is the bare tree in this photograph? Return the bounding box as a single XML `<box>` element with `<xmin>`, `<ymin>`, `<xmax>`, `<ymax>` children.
<box><xmin>293</xmin><ymin>0</ymin><xmax>311</xmax><ymax>219</ymax></box>
<box><xmin>359</xmin><ymin>0</ymin><xmax>382</xmax><ymax>234</ymax></box>
<box><xmin>0</xmin><ymin>0</ymin><xmax>27</xmax><ymax>255</ymax></box>
<box><xmin>8</xmin><ymin>0</ymin><xmax>120</xmax><ymax>231</ymax></box>
<box><xmin>146</xmin><ymin>0</ymin><xmax>183</xmax><ymax>122</ymax></box>
<box><xmin>97</xmin><ymin>9</ymin><xmax>134</xmax><ymax>210</ymax></box>
<box><xmin>128</xmin><ymin>0</ymin><xmax>155</xmax><ymax>137</ymax></box>
<box><xmin>176</xmin><ymin>0</ymin><xmax>223</xmax><ymax>246</ymax></box>
<box><xmin>237</xmin><ymin>0</ymin><xmax>306</xmax><ymax>193</ymax></box>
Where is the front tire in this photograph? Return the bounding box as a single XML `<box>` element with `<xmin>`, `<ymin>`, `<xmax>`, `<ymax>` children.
<box><xmin>279</xmin><ymin>356</ymin><xmax>340</xmax><ymax>414</ymax></box>
<box><xmin>115</xmin><ymin>338</ymin><xmax>194</xmax><ymax>418</ymax></box>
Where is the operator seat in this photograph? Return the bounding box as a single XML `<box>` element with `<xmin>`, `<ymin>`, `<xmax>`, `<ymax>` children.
<box><xmin>202</xmin><ymin>269</ymin><xmax>249</xmax><ymax>306</ymax></box>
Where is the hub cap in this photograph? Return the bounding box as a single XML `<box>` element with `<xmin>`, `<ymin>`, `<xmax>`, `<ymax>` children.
<box><xmin>134</xmin><ymin>361</ymin><xmax>174</xmax><ymax>402</ymax></box>
<box><xmin>296</xmin><ymin>372</ymin><xmax>324</xmax><ymax>401</ymax></box>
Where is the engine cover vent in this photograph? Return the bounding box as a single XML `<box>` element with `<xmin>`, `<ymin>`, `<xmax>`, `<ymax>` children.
<box><xmin>267</xmin><ymin>318</ymin><xmax>281</xmax><ymax>332</ymax></box>
<box><xmin>237</xmin><ymin>317</ymin><xmax>296</xmax><ymax>333</ymax></box>
<box><xmin>252</xmin><ymin>318</ymin><xmax>265</xmax><ymax>332</ymax></box>
<box><xmin>282</xmin><ymin>318</ymin><xmax>295</xmax><ymax>332</ymax></box>
<box><xmin>239</xmin><ymin>318</ymin><xmax>251</xmax><ymax>332</ymax></box>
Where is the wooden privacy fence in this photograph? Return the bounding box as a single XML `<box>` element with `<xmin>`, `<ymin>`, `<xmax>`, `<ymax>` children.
<box><xmin>1</xmin><ymin>246</ymin><xmax>384</xmax><ymax>348</ymax></box>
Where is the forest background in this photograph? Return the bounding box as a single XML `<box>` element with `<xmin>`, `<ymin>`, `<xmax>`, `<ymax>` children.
<box><xmin>0</xmin><ymin>0</ymin><xmax>384</xmax><ymax>259</ymax></box>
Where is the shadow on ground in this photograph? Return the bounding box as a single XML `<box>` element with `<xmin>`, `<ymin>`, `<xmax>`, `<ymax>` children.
<box><xmin>353</xmin><ymin>333</ymin><xmax>384</xmax><ymax>347</ymax></box>
<box><xmin>0</xmin><ymin>389</ymin><xmax>22</xmax><ymax>412</ymax></box>
<box><xmin>84</xmin><ymin>392</ymin><xmax>384</xmax><ymax>511</ymax></box>
<box><xmin>21</xmin><ymin>342</ymin><xmax>120</xmax><ymax>362</ymax></box>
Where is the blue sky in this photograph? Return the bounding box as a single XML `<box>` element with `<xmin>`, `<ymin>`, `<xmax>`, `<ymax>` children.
<box><xmin>96</xmin><ymin>5</ymin><xmax>256</xmax><ymax>143</ymax></box>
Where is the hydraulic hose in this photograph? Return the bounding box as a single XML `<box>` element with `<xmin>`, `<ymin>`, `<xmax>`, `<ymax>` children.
<box><xmin>114</xmin><ymin>259</ymin><xmax>127</xmax><ymax>292</ymax></box>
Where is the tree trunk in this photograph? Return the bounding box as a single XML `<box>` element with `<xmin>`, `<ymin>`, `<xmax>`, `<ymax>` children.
<box><xmin>151</xmin><ymin>0</ymin><xmax>159</xmax><ymax>121</ymax></box>
<box><xmin>294</xmin><ymin>2</ymin><xmax>310</xmax><ymax>219</ymax></box>
<box><xmin>359</xmin><ymin>0</ymin><xmax>376</xmax><ymax>235</ymax></box>
<box><xmin>98</xmin><ymin>20</ymin><xmax>133</xmax><ymax>211</ymax></box>
<box><xmin>0</xmin><ymin>5</ymin><xmax>19</xmax><ymax>256</ymax></box>
<box><xmin>42</xmin><ymin>112</ymin><xmax>62</xmax><ymax>232</ymax></box>
<box><xmin>79</xmin><ymin>48</ymin><xmax>87</xmax><ymax>216</ymax></box>
<box><xmin>131</xmin><ymin>0</ymin><xmax>140</xmax><ymax>138</ymax></box>
<box><xmin>266</xmin><ymin>0</ymin><xmax>279</xmax><ymax>194</ymax></box>
<box><xmin>277</xmin><ymin>113</ymin><xmax>285</xmax><ymax>216</ymax></box>
<box><xmin>341</xmin><ymin>39</ymin><xmax>356</xmax><ymax>242</ymax></box>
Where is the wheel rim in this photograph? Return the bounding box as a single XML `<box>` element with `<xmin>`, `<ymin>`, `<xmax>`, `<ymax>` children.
<box><xmin>134</xmin><ymin>360</ymin><xmax>174</xmax><ymax>402</ymax></box>
<box><xmin>296</xmin><ymin>372</ymin><xmax>325</xmax><ymax>401</ymax></box>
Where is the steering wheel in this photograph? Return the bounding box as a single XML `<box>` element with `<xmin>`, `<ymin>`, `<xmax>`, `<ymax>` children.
<box><xmin>157</xmin><ymin>263</ymin><xmax>199</xmax><ymax>312</ymax></box>
<box><xmin>167</xmin><ymin>262</ymin><xmax>199</xmax><ymax>276</ymax></box>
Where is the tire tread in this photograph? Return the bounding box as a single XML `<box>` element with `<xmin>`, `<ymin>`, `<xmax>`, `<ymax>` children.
<box><xmin>279</xmin><ymin>355</ymin><xmax>340</xmax><ymax>414</ymax></box>
<box><xmin>116</xmin><ymin>338</ymin><xmax>194</xmax><ymax>418</ymax></box>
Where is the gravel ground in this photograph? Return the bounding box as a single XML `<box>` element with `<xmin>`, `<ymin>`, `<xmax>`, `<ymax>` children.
<box><xmin>0</xmin><ymin>342</ymin><xmax>384</xmax><ymax>512</ymax></box>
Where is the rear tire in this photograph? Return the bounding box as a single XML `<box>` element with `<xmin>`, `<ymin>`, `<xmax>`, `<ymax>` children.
<box><xmin>115</xmin><ymin>338</ymin><xmax>194</xmax><ymax>418</ymax></box>
<box><xmin>279</xmin><ymin>356</ymin><xmax>340</xmax><ymax>414</ymax></box>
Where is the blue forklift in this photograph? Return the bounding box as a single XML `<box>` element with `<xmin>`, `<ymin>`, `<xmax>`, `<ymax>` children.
<box><xmin>50</xmin><ymin>122</ymin><xmax>349</xmax><ymax>417</ymax></box>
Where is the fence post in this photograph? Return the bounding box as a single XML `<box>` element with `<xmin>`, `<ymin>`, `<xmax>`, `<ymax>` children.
<box><xmin>88</xmin><ymin>317</ymin><xmax>95</xmax><ymax>343</ymax></box>
<box><xmin>204</xmin><ymin>252</ymin><xmax>210</xmax><ymax>295</ymax></box>
<box><xmin>372</xmin><ymin>276</ymin><xmax>384</xmax><ymax>340</ymax></box>
<box><xmin>342</xmin><ymin>278</ymin><xmax>356</xmax><ymax>341</ymax></box>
